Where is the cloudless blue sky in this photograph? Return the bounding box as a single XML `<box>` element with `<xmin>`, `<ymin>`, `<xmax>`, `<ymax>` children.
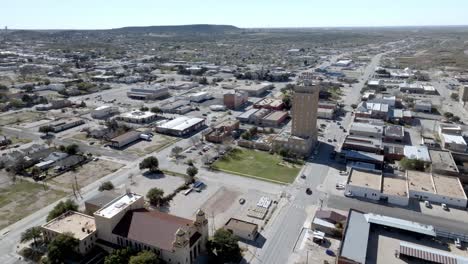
<box><xmin>2</xmin><ymin>0</ymin><xmax>468</xmax><ymax>29</ymax></box>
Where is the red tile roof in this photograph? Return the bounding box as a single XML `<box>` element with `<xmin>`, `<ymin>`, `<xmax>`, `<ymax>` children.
<box><xmin>112</xmin><ymin>209</ymin><xmax>193</xmax><ymax>251</ymax></box>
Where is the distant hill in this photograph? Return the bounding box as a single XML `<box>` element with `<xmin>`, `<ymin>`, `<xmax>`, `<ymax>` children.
<box><xmin>110</xmin><ymin>24</ymin><xmax>241</xmax><ymax>34</ymax></box>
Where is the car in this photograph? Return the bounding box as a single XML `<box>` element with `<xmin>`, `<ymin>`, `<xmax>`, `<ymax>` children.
<box><xmin>339</xmin><ymin>126</ymin><xmax>344</xmax><ymax>129</ymax></box>
<box><xmin>333</xmin><ymin>139</ymin><xmax>337</xmax><ymax>142</ymax></box>
<box><xmin>337</xmin><ymin>122</ymin><xmax>341</xmax><ymax>125</ymax></box>
<box><xmin>306</xmin><ymin>188</ymin><xmax>312</xmax><ymax>195</ymax></box>
<box><xmin>455</xmin><ymin>238</ymin><xmax>462</xmax><ymax>249</ymax></box>
<box><xmin>301</xmin><ymin>174</ymin><xmax>306</xmax><ymax>179</ymax></box>
<box><xmin>442</xmin><ymin>203</ymin><xmax>448</xmax><ymax>211</ymax></box>
<box><xmin>339</xmin><ymin>171</ymin><xmax>348</xmax><ymax>175</ymax></box>
<box><xmin>343</xmin><ymin>129</ymin><xmax>347</xmax><ymax>132</ymax></box>
<box><xmin>93</xmin><ymin>157</ymin><xmax>99</xmax><ymax>161</ymax></box>
<box><xmin>89</xmin><ymin>141</ymin><xmax>95</xmax><ymax>145</ymax></box>
<box><xmin>335</xmin><ymin>184</ymin><xmax>345</xmax><ymax>190</ymax></box>
<box><xmin>424</xmin><ymin>200</ymin><xmax>432</xmax><ymax>208</ymax></box>
<box><xmin>327</xmin><ymin>139</ymin><xmax>333</xmax><ymax>142</ymax></box>
<box><xmin>344</xmin><ymin>191</ymin><xmax>353</xmax><ymax>197</ymax></box>
<box><xmin>239</xmin><ymin>198</ymin><xmax>246</xmax><ymax>205</ymax></box>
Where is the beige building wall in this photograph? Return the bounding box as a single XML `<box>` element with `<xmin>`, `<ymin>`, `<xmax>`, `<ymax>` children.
<box><xmin>291</xmin><ymin>84</ymin><xmax>319</xmax><ymax>140</ymax></box>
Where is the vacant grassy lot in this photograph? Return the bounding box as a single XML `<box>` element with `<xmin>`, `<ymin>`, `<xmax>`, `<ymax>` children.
<box><xmin>213</xmin><ymin>148</ymin><xmax>302</xmax><ymax>184</ymax></box>
<box><xmin>0</xmin><ymin>111</ymin><xmax>44</xmax><ymax>126</ymax></box>
<box><xmin>0</xmin><ymin>180</ymin><xmax>66</xmax><ymax>230</ymax></box>
<box><xmin>126</xmin><ymin>135</ymin><xmax>179</xmax><ymax>156</ymax></box>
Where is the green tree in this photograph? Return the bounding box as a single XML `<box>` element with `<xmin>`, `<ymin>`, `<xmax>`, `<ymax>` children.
<box><xmin>129</xmin><ymin>251</ymin><xmax>160</xmax><ymax>264</ymax></box>
<box><xmin>186</xmin><ymin>166</ymin><xmax>198</xmax><ymax>177</ymax></box>
<box><xmin>150</xmin><ymin>107</ymin><xmax>162</xmax><ymax>114</ymax></box>
<box><xmin>39</xmin><ymin>125</ymin><xmax>54</xmax><ymax>135</ymax></box>
<box><xmin>400</xmin><ymin>158</ymin><xmax>426</xmax><ymax>171</ymax></box>
<box><xmin>98</xmin><ymin>181</ymin><xmax>114</xmax><ymax>192</ymax></box>
<box><xmin>140</xmin><ymin>106</ymin><xmax>149</xmax><ymax>112</ymax></box>
<box><xmin>47</xmin><ymin>233</ymin><xmax>79</xmax><ymax>263</ymax></box>
<box><xmin>47</xmin><ymin>199</ymin><xmax>78</xmax><ymax>221</ymax></box>
<box><xmin>20</xmin><ymin>226</ymin><xmax>42</xmax><ymax>247</ymax></box>
<box><xmin>282</xmin><ymin>94</ymin><xmax>292</xmax><ymax>110</ymax></box>
<box><xmin>65</xmin><ymin>144</ymin><xmax>79</xmax><ymax>155</ymax></box>
<box><xmin>450</xmin><ymin>93</ymin><xmax>459</xmax><ymax>101</ymax></box>
<box><xmin>210</xmin><ymin>229</ymin><xmax>242</xmax><ymax>263</ymax></box>
<box><xmin>139</xmin><ymin>156</ymin><xmax>159</xmax><ymax>173</ymax></box>
<box><xmin>241</xmin><ymin>131</ymin><xmax>252</xmax><ymax>140</ymax></box>
<box><xmin>104</xmin><ymin>247</ymin><xmax>135</xmax><ymax>264</ymax></box>
<box><xmin>171</xmin><ymin>146</ymin><xmax>183</xmax><ymax>157</ymax></box>
<box><xmin>351</xmin><ymin>104</ymin><xmax>358</xmax><ymax>109</ymax></box>
<box><xmin>146</xmin><ymin>188</ymin><xmax>164</xmax><ymax>207</ymax></box>
<box><xmin>452</xmin><ymin>116</ymin><xmax>461</xmax><ymax>122</ymax></box>
<box><xmin>444</xmin><ymin>112</ymin><xmax>454</xmax><ymax>119</ymax></box>
<box><xmin>31</xmin><ymin>166</ymin><xmax>42</xmax><ymax>179</ymax></box>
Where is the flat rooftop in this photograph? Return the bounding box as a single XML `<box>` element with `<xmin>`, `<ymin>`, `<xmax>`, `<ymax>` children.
<box><xmin>236</xmin><ymin>82</ymin><xmax>273</xmax><ymax>91</ymax></box>
<box><xmin>382</xmin><ymin>175</ymin><xmax>407</xmax><ymax>197</ymax></box>
<box><xmin>263</xmin><ymin>111</ymin><xmax>288</xmax><ymax>121</ymax></box>
<box><xmin>120</xmin><ymin>111</ymin><xmax>156</xmax><ymax>119</ymax></box>
<box><xmin>157</xmin><ymin>116</ymin><xmax>204</xmax><ymax>131</ymax></box>
<box><xmin>94</xmin><ymin>193</ymin><xmax>143</xmax><ymax>219</ymax></box>
<box><xmin>406</xmin><ymin>170</ymin><xmax>435</xmax><ymax>193</ymax></box>
<box><xmin>429</xmin><ymin>149</ymin><xmax>459</xmax><ymax>173</ymax></box>
<box><xmin>432</xmin><ymin>174</ymin><xmax>466</xmax><ymax>199</ymax></box>
<box><xmin>43</xmin><ymin>211</ymin><xmax>96</xmax><ymax>240</ymax></box>
<box><xmin>441</xmin><ymin>133</ymin><xmax>467</xmax><ymax>145</ymax></box>
<box><xmin>225</xmin><ymin>218</ymin><xmax>258</xmax><ymax>233</ymax></box>
<box><xmin>366</xmin><ymin>225</ymin><xmax>468</xmax><ymax>264</ymax></box>
<box><xmin>348</xmin><ymin>169</ymin><xmax>381</xmax><ymax>190</ymax></box>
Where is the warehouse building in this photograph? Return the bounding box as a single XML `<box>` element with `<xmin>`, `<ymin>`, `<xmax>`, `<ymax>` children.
<box><xmin>237</xmin><ymin>108</ymin><xmax>260</xmax><ymax>123</ymax></box>
<box><xmin>338</xmin><ymin>209</ymin><xmax>468</xmax><ymax>264</ymax></box>
<box><xmin>110</xmin><ymin>131</ymin><xmax>142</xmax><ymax>148</ymax></box>
<box><xmin>116</xmin><ymin>111</ymin><xmax>158</xmax><ymax>124</ymax></box>
<box><xmin>156</xmin><ymin>117</ymin><xmax>205</xmax><ymax>137</ymax></box>
<box><xmin>159</xmin><ymin>100</ymin><xmax>192</xmax><ymax>114</ymax></box>
<box><xmin>234</xmin><ymin>82</ymin><xmax>274</xmax><ymax>96</ymax></box>
<box><xmin>187</xmin><ymin>92</ymin><xmax>212</xmax><ymax>103</ymax></box>
<box><xmin>127</xmin><ymin>85</ymin><xmax>170</xmax><ymax>100</ymax></box>
<box><xmin>50</xmin><ymin>118</ymin><xmax>85</xmax><ymax>133</ymax></box>
<box><xmin>91</xmin><ymin>105</ymin><xmax>119</xmax><ymax>119</ymax></box>
<box><xmin>414</xmin><ymin>100</ymin><xmax>432</xmax><ymax>113</ymax></box>
<box><xmin>349</xmin><ymin>122</ymin><xmax>384</xmax><ymax>139</ymax></box>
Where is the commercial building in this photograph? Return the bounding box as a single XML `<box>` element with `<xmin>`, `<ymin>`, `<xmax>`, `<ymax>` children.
<box><xmin>127</xmin><ymin>85</ymin><xmax>169</xmax><ymax>100</ymax></box>
<box><xmin>50</xmin><ymin>118</ymin><xmax>85</xmax><ymax>133</ymax></box>
<box><xmin>91</xmin><ymin>105</ymin><xmax>119</xmax><ymax>119</ymax></box>
<box><xmin>406</xmin><ymin>170</ymin><xmax>467</xmax><ymax>207</ymax></box>
<box><xmin>338</xmin><ymin>209</ymin><xmax>468</xmax><ymax>264</ymax></box>
<box><xmin>403</xmin><ymin>145</ymin><xmax>431</xmax><ymax>162</ymax></box>
<box><xmin>342</xmin><ymin>136</ymin><xmax>383</xmax><ymax>154</ymax></box>
<box><xmin>110</xmin><ymin>131</ymin><xmax>142</xmax><ymax>148</ymax></box>
<box><xmin>342</xmin><ymin>150</ymin><xmax>385</xmax><ymax>169</ymax></box>
<box><xmin>367</xmin><ymin>79</ymin><xmax>384</xmax><ymax>90</ymax></box>
<box><xmin>237</xmin><ymin>108</ymin><xmax>260</xmax><ymax>123</ymax></box>
<box><xmin>156</xmin><ymin>117</ymin><xmax>205</xmax><ymax>137</ymax></box>
<box><xmin>460</xmin><ymin>85</ymin><xmax>468</xmax><ymax>105</ymax></box>
<box><xmin>224</xmin><ymin>218</ymin><xmax>258</xmax><ymax>241</ymax></box>
<box><xmin>349</xmin><ymin>122</ymin><xmax>384</xmax><ymax>139</ymax></box>
<box><xmin>384</xmin><ymin>125</ymin><xmax>405</xmax><ymax>143</ymax></box>
<box><xmin>205</xmin><ymin>119</ymin><xmax>239</xmax><ymax>143</ymax></box>
<box><xmin>42</xmin><ymin>211</ymin><xmax>97</xmax><ymax>255</ymax></box>
<box><xmin>253</xmin><ymin>98</ymin><xmax>284</xmax><ymax>110</ymax></box>
<box><xmin>223</xmin><ymin>91</ymin><xmax>248</xmax><ymax>109</ymax></box>
<box><xmin>399</xmin><ymin>82</ymin><xmax>424</xmax><ymax>93</ymax></box>
<box><xmin>438</xmin><ymin>124</ymin><xmax>467</xmax><ymax>152</ymax></box>
<box><xmin>317</xmin><ymin>107</ymin><xmax>335</xmax><ymax>119</ymax></box>
<box><xmin>159</xmin><ymin>100</ymin><xmax>192</xmax><ymax>114</ymax></box>
<box><xmin>355</xmin><ymin>102</ymin><xmax>389</xmax><ymax>120</ymax></box>
<box><xmin>273</xmin><ymin>82</ymin><xmax>319</xmax><ymax>156</ymax></box>
<box><xmin>187</xmin><ymin>92</ymin><xmax>212</xmax><ymax>103</ymax></box>
<box><xmin>85</xmin><ymin>191</ymin><xmax>121</xmax><ymax>215</ymax></box>
<box><xmin>414</xmin><ymin>100</ymin><xmax>432</xmax><ymax>113</ymax></box>
<box><xmin>429</xmin><ymin>149</ymin><xmax>459</xmax><ymax>176</ymax></box>
<box><xmin>234</xmin><ymin>82</ymin><xmax>274</xmax><ymax>96</ymax></box>
<box><xmin>260</xmin><ymin>111</ymin><xmax>288</xmax><ymax>127</ymax></box>
<box><xmin>36</xmin><ymin>99</ymin><xmax>72</xmax><ymax>111</ymax></box>
<box><xmin>116</xmin><ymin>111</ymin><xmax>158</xmax><ymax>124</ymax></box>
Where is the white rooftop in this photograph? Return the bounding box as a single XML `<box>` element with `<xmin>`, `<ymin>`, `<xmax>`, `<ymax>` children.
<box><xmin>94</xmin><ymin>193</ymin><xmax>142</xmax><ymax>218</ymax></box>
<box><xmin>120</xmin><ymin>111</ymin><xmax>156</xmax><ymax>119</ymax></box>
<box><xmin>441</xmin><ymin>134</ymin><xmax>467</xmax><ymax>145</ymax></box>
<box><xmin>95</xmin><ymin>105</ymin><xmax>112</xmax><ymax>111</ymax></box>
<box><xmin>157</xmin><ymin>116</ymin><xmax>204</xmax><ymax>131</ymax></box>
<box><xmin>404</xmin><ymin>145</ymin><xmax>431</xmax><ymax>162</ymax></box>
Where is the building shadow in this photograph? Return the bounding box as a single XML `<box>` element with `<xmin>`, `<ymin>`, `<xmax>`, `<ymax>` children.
<box><xmin>239</xmin><ymin>233</ymin><xmax>267</xmax><ymax>248</ymax></box>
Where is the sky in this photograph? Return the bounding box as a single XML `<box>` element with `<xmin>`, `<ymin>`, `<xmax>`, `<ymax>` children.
<box><xmin>2</xmin><ymin>0</ymin><xmax>468</xmax><ymax>29</ymax></box>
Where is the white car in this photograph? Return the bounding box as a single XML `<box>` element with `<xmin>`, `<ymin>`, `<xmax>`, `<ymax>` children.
<box><xmin>455</xmin><ymin>238</ymin><xmax>462</xmax><ymax>249</ymax></box>
<box><xmin>442</xmin><ymin>203</ymin><xmax>448</xmax><ymax>211</ymax></box>
<box><xmin>339</xmin><ymin>171</ymin><xmax>348</xmax><ymax>176</ymax></box>
<box><xmin>344</xmin><ymin>191</ymin><xmax>353</xmax><ymax>197</ymax></box>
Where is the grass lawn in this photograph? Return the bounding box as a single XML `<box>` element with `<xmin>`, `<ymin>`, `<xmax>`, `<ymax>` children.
<box><xmin>0</xmin><ymin>111</ymin><xmax>44</xmax><ymax>126</ymax></box>
<box><xmin>213</xmin><ymin>148</ymin><xmax>302</xmax><ymax>184</ymax></box>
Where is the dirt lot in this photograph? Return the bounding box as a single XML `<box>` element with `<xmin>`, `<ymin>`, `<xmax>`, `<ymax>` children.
<box><xmin>0</xmin><ymin>175</ymin><xmax>66</xmax><ymax>230</ymax></box>
<box><xmin>125</xmin><ymin>135</ymin><xmax>179</xmax><ymax>156</ymax></box>
<box><xmin>47</xmin><ymin>159</ymin><xmax>124</xmax><ymax>191</ymax></box>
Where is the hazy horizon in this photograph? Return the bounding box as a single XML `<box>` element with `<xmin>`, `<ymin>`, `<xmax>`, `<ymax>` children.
<box><xmin>2</xmin><ymin>0</ymin><xmax>468</xmax><ymax>30</ymax></box>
